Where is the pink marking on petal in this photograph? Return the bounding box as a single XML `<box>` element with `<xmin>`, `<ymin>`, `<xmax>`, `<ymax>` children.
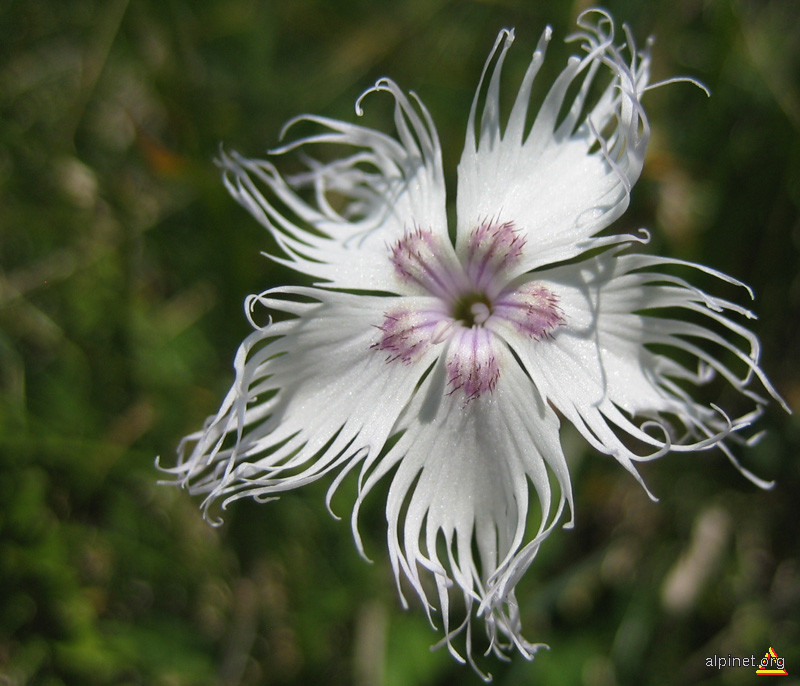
<box><xmin>493</xmin><ymin>282</ymin><xmax>564</xmax><ymax>339</ymax></box>
<box><xmin>465</xmin><ymin>221</ymin><xmax>526</xmax><ymax>291</ymax></box>
<box><xmin>390</xmin><ymin>228</ymin><xmax>464</xmax><ymax>300</ymax></box>
<box><xmin>446</xmin><ymin>327</ymin><xmax>500</xmax><ymax>404</ymax></box>
<box><xmin>372</xmin><ymin>308</ymin><xmax>450</xmax><ymax>364</ymax></box>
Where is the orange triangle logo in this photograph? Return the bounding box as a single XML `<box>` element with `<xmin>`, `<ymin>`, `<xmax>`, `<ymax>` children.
<box><xmin>756</xmin><ymin>647</ymin><xmax>788</xmax><ymax>676</ymax></box>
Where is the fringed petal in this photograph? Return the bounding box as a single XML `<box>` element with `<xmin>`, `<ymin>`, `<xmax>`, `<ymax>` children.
<box><xmin>166</xmin><ymin>287</ymin><xmax>442</xmax><ymax>521</ymax></box>
<box><xmin>494</xmin><ymin>248</ymin><xmax>784</xmax><ymax>497</ymax></box>
<box><xmin>346</xmin><ymin>346</ymin><xmax>572</xmax><ymax>678</ymax></box>
<box><xmin>218</xmin><ymin>78</ymin><xmax>447</xmax><ymax>292</ymax></box>
<box><xmin>456</xmin><ymin>9</ymin><xmax>652</xmax><ymax>274</ymax></box>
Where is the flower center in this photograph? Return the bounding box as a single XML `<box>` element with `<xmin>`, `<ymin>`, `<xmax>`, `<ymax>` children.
<box><xmin>374</xmin><ymin>223</ymin><xmax>564</xmax><ymax>402</ymax></box>
<box><xmin>451</xmin><ymin>292</ymin><xmax>493</xmax><ymax>327</ymax></box>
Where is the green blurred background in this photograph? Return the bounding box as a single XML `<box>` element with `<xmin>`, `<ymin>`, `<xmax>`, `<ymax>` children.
<box><xmin>1</xmin><ymin>0</ymin><xmax>798</xmax><ymax>684</ymax></box>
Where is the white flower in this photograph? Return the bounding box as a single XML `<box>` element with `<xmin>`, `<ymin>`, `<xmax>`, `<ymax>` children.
<box><xmin>166</xmin><ymin>10</ymin><xmax>785</xmax><ymax>679</ymax></box>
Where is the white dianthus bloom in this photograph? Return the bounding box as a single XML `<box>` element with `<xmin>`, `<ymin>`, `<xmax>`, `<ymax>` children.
<box><xmin>165</xmin><ymin>10</ymin><xmax>785</xmax><ymax>678</ymax></box>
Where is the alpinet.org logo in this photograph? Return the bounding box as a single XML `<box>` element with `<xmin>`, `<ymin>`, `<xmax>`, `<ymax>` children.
<box><xmin>706</xmin><ymin>647</ymin><xmax>788</xmax><ymax>675</ymax></box>
<box><xmin>756</xmin><ymin>647</ymin><xmax>788</xmax><ymax>676</ymax></box>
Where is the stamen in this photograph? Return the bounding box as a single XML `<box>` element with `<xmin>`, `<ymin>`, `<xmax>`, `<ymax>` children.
<box><xmin>451</xmin><ymin>292</ymin><xmax>493</xmax><ymax>326</ymax></box>
<box><xmin>471</xmin><ymin>301</ymin><xmax>491</xmax><ymax>325</ymax></box>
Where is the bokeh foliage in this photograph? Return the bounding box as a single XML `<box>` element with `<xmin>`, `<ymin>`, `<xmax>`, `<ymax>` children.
<box><xmin>1</xmin><ymin>1</ymin><xmax>798</xmax><ymax>684</ymax></box>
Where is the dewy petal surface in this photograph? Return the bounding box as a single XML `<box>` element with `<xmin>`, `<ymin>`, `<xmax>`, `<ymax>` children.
<box><xmin>169</xmin><ymin>9</ymin><xmax>785</xmax><ymax>679</ymax></box>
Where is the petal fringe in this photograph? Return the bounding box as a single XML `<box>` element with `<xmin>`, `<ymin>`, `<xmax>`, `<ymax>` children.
<box><xmin>457</xmin><ymin>9</ymin><xmax>654</xmax><ymax>274</ymax></box>
<box><xmin>217</xmin><ymin>78</ymin><xmax>447</xmax><ymax>292</ymax></box>
<box><xmin>497</xmin><ymin>248</ymin><xmax>786</xmax><ymax>498</ymax></box>
<box><xmin>348</xmin><ymin>347</ymin><xmax>572</xmax><ymax>677</ymax></box>
<box><xmin>164</xmin><ymin>287</ymin><xmax>440</xmax><ymax>523</ymax></box>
